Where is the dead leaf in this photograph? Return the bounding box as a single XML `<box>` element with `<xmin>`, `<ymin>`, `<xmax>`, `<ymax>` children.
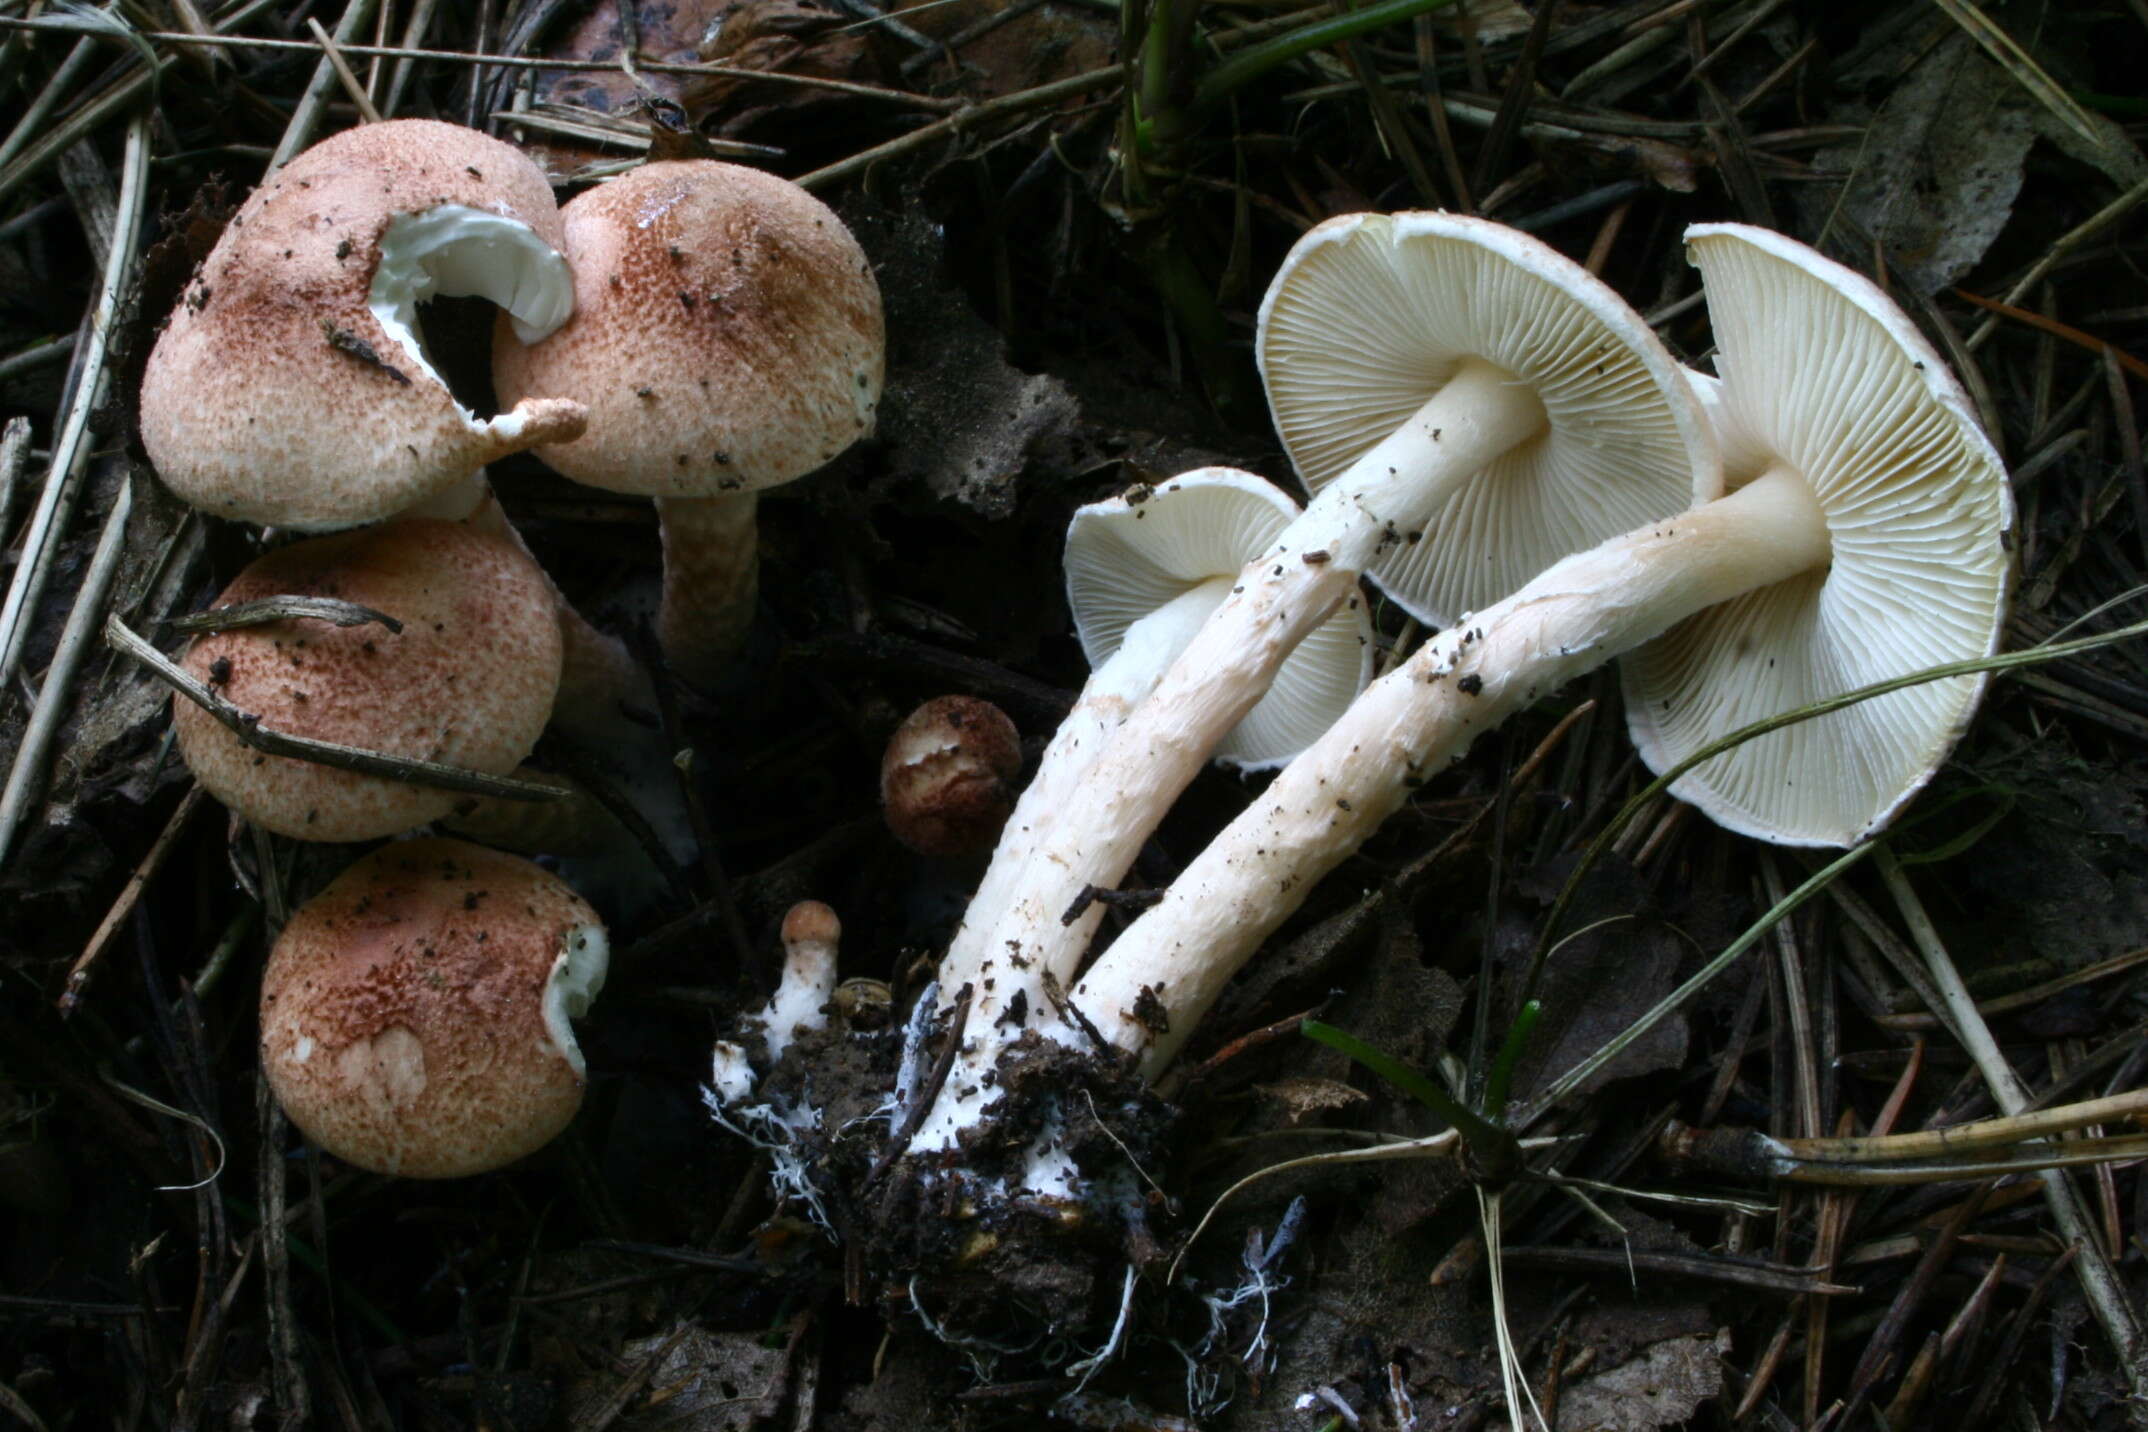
<box><xmin>890</xmin><ymin>0</ymin><xmax>1113</xmax><ymax>99</ymax></box>
<box><xmin>1505</xmin><ymin>857</ymin><xmax>1690</xmax><ymax>1104</ymax></box>
<box><xmin>693</xmin><ymin>0</ymin><xmax>885</xmax><ymax>138</ymax></box>
<box><xmin>1806</xmin><ymin>33</ymin><xmax>2035</xmax><ymax>295</ymax></box>
<box><xmin>854</xmin><ymin>206</ymin><xmax>1081</xmax><ymax>518</ymax></box>
<box><xmin>1553</xmin><ymin>1329</ymin><xmax>1730</xmax><ymax>1432</ymax></box>
<box><xmin>563</xmin><ymin>1323</ymin><xmax>794</xmax><ymax>1431</ymax></box>
<box><xmin>1253</xmin><ymin>1075</ymin><xmax>1370</xmax><ymax>1125</ymax></box>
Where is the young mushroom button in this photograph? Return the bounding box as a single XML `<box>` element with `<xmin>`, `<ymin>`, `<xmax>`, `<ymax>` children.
<box><xmin>258</xmin><ymin>839</ymin><xmax>609</xmax><ymax>1179</ymax></box>
<box><xmin>494</xmin><ymin>160</ymin><xmax>885</xmax><ymax>688</ymax></box>
<box><xmin>141</xmin><ymin>119</ymin><xmax>586</xmax><ymax>530</ymax></box>
<box><xmin>880</xmin><ymin>696</ymin><xmax>1023</xmax><ymax>858</ymax></box>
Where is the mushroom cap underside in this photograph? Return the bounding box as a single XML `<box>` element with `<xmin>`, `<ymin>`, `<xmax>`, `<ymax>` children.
<box><xmin>1258</xmin><ymin>209</ymin><xmax>1718</xmax><ymax>627</ymax></box>
<box><xmin>1621</xmin><ymin>223</ymin><xmax>2014</xmax><ymax>847</ymax></box>
<box><xmin>1064</xmin><ymin>466</ymin><xmax>1373</xmax><ymax>769</ymax></box>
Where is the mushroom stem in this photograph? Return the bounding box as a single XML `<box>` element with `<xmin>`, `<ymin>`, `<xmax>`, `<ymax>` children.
<box><xmin>1073</xmin><ymin>463</ymin><xmax>1832</xmax><ymax>1075</ymax></box>
<box><xmin>655</xmin><ymin>492</ymin><xmax>759</xmax><ymax>689</ymax></box>
<box><xmin>936</xmin><ymin>576</ymin><xmax>1233</xmax><ymax>1006</ymax></box>
<box><xmin>959</xmin><ymin>361</ymin><xmax>1545</xmax><ymax>1013</ymax></box>
<box><xmin>762</xmin><ymin>901</ymin><xmax>841</xmax><ymax>1061</ymax></box>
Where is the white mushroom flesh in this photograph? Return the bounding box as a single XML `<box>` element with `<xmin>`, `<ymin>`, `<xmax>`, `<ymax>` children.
<box><xmin>541</xmin><ymin>922</ymin><xmax>611</xmax><ymax>1079</ymax></box>
<box><xmin>369</xmin><ymin>205</ymin><xmax>575</xmax><ymax>392</ymax></box>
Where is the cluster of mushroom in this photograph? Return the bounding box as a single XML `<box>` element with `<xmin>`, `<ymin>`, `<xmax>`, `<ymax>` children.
<box><xmin>140</xmin><ymin>119</ymin><xmax>884</xmax><ymax>1177</ymax></box>
<box><xmin>900</xmin><ymin>216</ymin><xmax>2011</xmax><ymax>1198</ymax></box>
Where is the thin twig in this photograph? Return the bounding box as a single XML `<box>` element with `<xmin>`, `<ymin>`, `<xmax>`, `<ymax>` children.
<box><xmin>0</xmin><ymin>480</ymin><xmax>137</xmax><ymax>866</ymax></box>
<box><xmin>58</xmin><ymin>784</ymin><xmax>210</xmax><ymax>1017</ymax></box>
<box><xmin>305</xmin><ymin>16</ymin><xmax>385</xmax><ymax>124</ymax></box>
<box><xmin>1877</xmin><ymin>847</ymin><xmax>2147</xmax><ymax>1398</ymax></box>
<box><xmin>104</xmin><ymin>614</ymin><xmax>570</xmax><ymax>803</ymax></box>
<box><xmin>271</xmin><ymin>0</ymin><xmax>382</xmax><ymax>170</ymax></box>
<box><xmin>0</xmin><ymin>14</ymin><xmax>960</xmax><ymax>108</ymax></box>
<box><xmin>0</xmin><ymin>117</ymin><xmax>150</xmax><ymax>697</ymax></box>
<box><xmin>0</xmin><ymin>417</ymin><xmax>28</xmax><ymax>551</ymax></box>
<box><xmin>796</xmin><ymin>65</ymin><xmax>1123</xmax><ymax>191</ymax></box>
<box><xmin>165</xmin><ymin>596</ymin><xmax>403</xmax><ymax>636</ymax></box>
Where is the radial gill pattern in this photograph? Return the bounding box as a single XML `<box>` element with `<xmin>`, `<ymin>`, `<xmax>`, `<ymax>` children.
<box><xmin>1064</xmin><ymin>467</ymin><xmax>1372</xmax><ymax>768</ymax></box>
<box><xmin>1257</xmin><ymin>210</ymin><xmax>1711</xmax><ymax>626</ymax></box>
<box><xmin>1621</xmin><ymin>226</ymin><xmax>2014</xmax><ymax>846</ymax></box>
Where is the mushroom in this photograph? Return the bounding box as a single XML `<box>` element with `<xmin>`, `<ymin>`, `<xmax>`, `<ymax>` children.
<box><xmin>1071</xmin><ymin>223</ymin><xmax>2013</xmax><ymax>1074</ymax></box>
<box><xmin>919</xmin><ymin>467</ymin><xmax>1373</xmax><ymax>1150</ymax></box>
<box><xmin>1260</xmin><ymin>210</ymin><xmax>1707</xmax><ymax>626</ymax></box>
<box><xmin>173</xmin><ymin>519</ymin><xmax>562</xmax><ymax>841</ymax></box>
<box><xmin>142</xmin><ymin>119</ymin><xmax>588</xmax><ymax>530</ymax></box>
<box><xmin>259</xmin><ymin>838</ymin><xmax>608</xmax><ymax>1178</ymax></box>
<box><xmin>762</xmin><ymin>900</ymin><xmax>841</xmax><ymax>1061</ymax></box>
<box><xmin>881</xmin><ymin>696</ymin><xmax>1023</xmax><ymax>857</ymax></box>
<box><xmin>493</xmin><ymin>160</ymin><xmax>885</xmax><ymax>687</ymax></box>
<box><xmin>939</xmin><ymin>216</ymin><xmax>1712</xmax><ymax>1051</ymax></box>
<box><xmin>708</xmin><ymin>899</ymin><xmax>842</xmax><ymax>1103</ymax></box>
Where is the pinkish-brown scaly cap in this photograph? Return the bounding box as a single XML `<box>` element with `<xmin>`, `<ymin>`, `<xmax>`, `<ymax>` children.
<box><xmin>492</xmin><ymin>159</ymin><xmax>884</xmax><ymax>496</ymax></box>
<box><xmin>259</xmin><ymin>838</ymin><xmax>608</xmax><ymax>1178</ymax></box>
<box><xmin>173</xmin><ymin>520</ymin><xmax>562</xmax><ymax>841</ymax></box>
<box><xmin>142</xmin><ymin>119</ymin><xmax>587</xmax><ymax>530</ymax></box>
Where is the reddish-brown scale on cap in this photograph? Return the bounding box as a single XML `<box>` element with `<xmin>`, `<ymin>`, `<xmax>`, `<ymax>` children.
<box><xmin>142</xmin><ymin>120</ymin><xmax>586</xmax><ymax>528</ymax></box>
<box><xmin>494</xmin><ymin>160</ymin><xmax>885</xmax><ymax>684</ymax></box>
<box><xmin>493</xmin><ymin>160</ymin><xmax>883</xmax><ymax>496</ymax></box>
<box><xmin>173</xmin><ymin>520</ymin><xmax>562</xmax><ymax>841</ymax></box>
<box><xmin>880</xmin><ymin>696</ymin><xmax>1022</xmax><ymax>857</ymax></box>
<box><xmin>259</xmin><ymin>838</ymin><xmax>607</xmax><ymax>1179</ymax></box>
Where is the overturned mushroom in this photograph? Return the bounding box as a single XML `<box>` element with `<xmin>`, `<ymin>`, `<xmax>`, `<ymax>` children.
<box><xmin>921</xmin><ymin>468</ymin><xmax>1373</xmax><ymax>1147</ymax></box>
<box><xmin>1073</xmin><ymin>223</ymin><xmax>2013</xmax><ymax>1074</ymax></box>
<box><xmin>938</xmin><ymin>217</ymin><xmax>1713</xmax><ymax>1090</ymax></box>
<box><xmin>142</xmin><ymin>119</ymin><xmax>587</xmax><ymax>529</ymax></box>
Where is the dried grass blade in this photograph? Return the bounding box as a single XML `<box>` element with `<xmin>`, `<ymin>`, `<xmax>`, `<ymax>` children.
<box><xmin>0</xmin><ymin>115</ymin><xmax>150</xmax><ymax>694</ymax></box>
<box><xmin>1931</xmin><ymin>0</ymin><xmax>2107</xmax><ymax>152</ymax></box>
<box><xmin>0</xmin><ymin>479</ymin><xmax>136</xmax><ymax>865</ymax></box>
